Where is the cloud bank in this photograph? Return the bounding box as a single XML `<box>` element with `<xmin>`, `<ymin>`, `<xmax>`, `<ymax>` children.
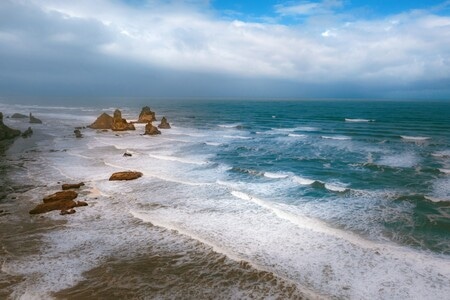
<box><xmin>1</xmin><ymin>0</ymin><xmax>450</xmax><ymax>98</ymax></box>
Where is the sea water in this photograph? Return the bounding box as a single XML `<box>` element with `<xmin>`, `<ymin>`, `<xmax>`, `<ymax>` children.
<box><xmin>0</xmin><ymin>99</ymin><xmax>449</xmax><ymax>299</ymax></box>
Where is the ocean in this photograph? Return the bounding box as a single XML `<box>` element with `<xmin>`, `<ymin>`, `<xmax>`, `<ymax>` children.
<box><xmin>0</xmin><ymin>99</ymin><xmax>449</xmax><ymax>299</ymax></box>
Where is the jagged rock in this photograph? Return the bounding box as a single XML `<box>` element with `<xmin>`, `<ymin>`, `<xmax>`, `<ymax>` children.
<box><xmin>11</xmin><ymin>113</ymin><xmax>28</xmax><ymax>119</ymax></box>
<box><xmin>43</xmin><ymin>190</ymin><xmax>78</xmax><ymax>203</ymax></box>
<box><xmin>112</xmin><ymin>109</ymin><xmax>135</xmax><ymax>131</ymax></box>
<box><xmin>88</xmin><ymin>113</ymin><xmax>113</xmax><ymax>129</ymax></box>
<box><xmin>144</xmin><ymin>122</ymin><xmax>161</xmax><ymax>135</ymax></box>
<box><xmin>0</xmin><ymin>112</ymin><xmax>21</xmax><ymax>140</ymax></box>
<box><xmin>74</xmin><ymin>129</ymin><xmax>83</xmax><ymax>138</ymax></box>
<box><xmin>137</xmin><ymin>106</ymin><xmax>156</xmax><ymax>123</ymax></box>
<box><xmin>21</xmin><ymin>127</ymin><xmax>33</xmax><ymax>138</ymax></box>
<box><xmin>158</xmin><ymin>116</ymin><xmax>171</xmax><ymax>129</ymax></box>
<box><xmin>109</xmin><ymin>171</ymin><xmax>143</xmax><ymax>181</ymax></box>
<box><xmin>29</xmin><ymin>113</ymin><xmax>42</xmax><ymax>124</ymax></box>
<box><xmin>62</xmin><ymin>182</ymin><xmax>85</xmax><ymax>190</ymax></box>
<box><xmin>30</xmin><ymin>199</ymin><xmax>77</xmax><ymax>214</ymax></box>
<box><xmin>123</xmin><ymin>152</ymin><xmax>132</xmax><ymax>157</ymax></box>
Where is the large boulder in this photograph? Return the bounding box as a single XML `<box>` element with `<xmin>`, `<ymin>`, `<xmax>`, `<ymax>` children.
<box><xmin>145</xmin><ymin>122</ymin><xmax>161</xmax><ymax>135</ymax></box>
<box><xmin>88</xmin><ymin>113</ymin><xmax>113</xmax><ymax>129</ymax></box>
<box><xmin>0</xmin><ymin>112</ymin><xmax>21</xmax><ymax>140</ymax></box>
<box><xmin>29</xmin><ymin>113</ymin><xmax>42</xmax><ymax>124</ymax></box>
<box><xmin>30</xmin><ymin>199</ymin><xmax>77</xmax><ymax>214</ymax></box>
<box><xmin>137</xmin><ymin>106</ymin><xmax>156</xmax><ymax>123</ymax></box>
<box><xmin>11</xmin><ymin>113</ymin><xmax>28</xmax><ymax>119</ymax></box>
<box><xmin>109</xmin><ymin>171</ymin><xmax>143</xmax><ymax>181</ymax></box>
<box><xmin>62</xmin><ymin>182</ymin><xmax>85</xmax><ymax>190</ymax></box>
<box><xmin>43</xmin><ymin>190</ymin><xmax>78</xmax><ymax>203</ymax></box>
<box><xmin>112</xmin><ymin>109</ymin><xmax>135</xmax><ymax>131</ymax></box>
<box><xmin>158</xmin><ymin>116</ymin><xmax>171</xmax><ymax>129</ymax></box>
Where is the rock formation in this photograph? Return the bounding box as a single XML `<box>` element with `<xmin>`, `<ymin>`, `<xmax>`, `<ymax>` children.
<box><xmin>0</xmin><ymin>112</ymin><xmax>21</xmax><ymax>140</ymax></box>
<box><xmin>158</xmin><ymin>116</ymin><xmax>171</xmax><ymax>129</ymax></box>
<box><xmin>74</xmin><ymin>129</ymin><xmax>82</xmax><ymax>138</ymax></box>
<box><xmin>22</xmin><ymin>127</ymin><xmax>33</xmax><ymax>138</ymax></box>
<box><xmin>123</xmin><ymin>152</ymin><xmax>132</xmax><ymax>157</ymax></box>
<box><xmin>88</xmin><ymin>113</ymin><xmax>113</xmax><ymax>129</ymax></box>
<box><xmin>137</xmin><ymin>106</ymin><xmax>156</xmax><ymax>123</ymax></box>
<box><xmin>112</xmin><ymin>109</ymin><xmax>135</xmax><ymax>131</ymax></box>
<box><xmin>11</xmin><ymin>113</ymin><xmax>28</xmax><ymax>118</ymax></box>
<box><xmin>62</xmin><ymin>182</ymin><xmax>85</xmax><ymax>190</ymax></box>
<box><xmin>29</xmin><ymin>189</ymin><xmax>88</xmax><ymax>215</ymax></box>
<box><xmin>144</xmin><ymin>122</ymin><xmax>161</xmax><ymax>135</ymax></box>
<box><xmin>29</xmin><ymin>113</ymin><xmax>42</xmax><ymax>124</ymax></box>
<box><xmin>109</xmin><ymin>171</ymin><xmax>143</xmax><ymax>181</ymax></box>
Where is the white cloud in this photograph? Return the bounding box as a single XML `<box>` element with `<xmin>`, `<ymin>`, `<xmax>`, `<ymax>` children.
<box><xmin>1</xmin><ymin>0</ymin><xmax>450</xmax><ymax>97</ymax></box>
<box><xmin>275</xmin><ymin>0</ymin><xmax>343</xmax><ymax>16</ymax></box>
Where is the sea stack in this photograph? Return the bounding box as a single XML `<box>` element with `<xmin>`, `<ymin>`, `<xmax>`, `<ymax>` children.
<box><xmin>11</xmin><ymin>113</ymin><xmax>28</xmax><ymax>119</ymax></box>
<box><xmin>137</xmin><ymin>106</ymin><xmax>156</xmax><ymax>123</ymax></box>
<box><xmin>158</xmin><ymin>116</ymin><xmax>171</xmax><ymax>129</ymax></box>
<box><xmin>112</xmin><ymin>109</ymin><xmax>135</xmax><ymax>131</ymax></box>
<box><xmin>29</xmin><ymin>113</ymin><xmax>42</xmax><ymax>124</ymax></box>
<box><xmin>0</xmin><ymin>112</ymin><xmax>21</xmax><ymax>140</ymax></box>
<box><xmin>88</xmin><ymin>113</ymin><xmax>113</xmax><ymax>129</ymax></box>
<box><xmin>144</xmin><ymin>122</ymin><xmax>161</xmax><ymax>135</ymax></box>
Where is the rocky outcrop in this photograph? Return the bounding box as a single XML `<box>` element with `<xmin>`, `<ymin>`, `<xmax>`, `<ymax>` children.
<box><xmin>144</xmin><ymin>122</ymin><xmax>161</xmax><ymax>135</ymax></box>
<box><xmin>22</xmin><ymin>127</ymin><xmax>33</xmax><ymax>138</ymax></box>
<box><xmin>43</xmin><ymin>190</ymin><xmax>78</xmax><ymax>203</ymax></box>
<box><xmin>11</xmin><ymin>113</ymin><xmax>28</xmax><ymax>118</ymax></box>
<box><xmin>62</xmin><ymin>182</ymin><xmax>85</xmax><ymax>190</ymax></box>
<box><xmin>158</xmin><ymin>117</ymin><xmax>171</xmax><ymax>129</ymax></box>
<box><xmin>112</xmin><ymin>109</ymin><xmax>135</xmax><ymax>131</ymax></box>
<box><xmin>29</xmin><ymin>113</ymin><xmax>42</xmax><ymax>124</ymax></box>
<box><xmin>137</xmin><ymin>106</ymin><xmax>156</xmax><ymax>123</ymax></box>
<box><xmin>109</xmin><ymin>171</ymin><xmax>143</xmax><ymax>181</ymax></box>
<box><xmin>29</xmin><ymin>188</ymin><xmax>89</xmax><ymax>215</ymax></box>
<box><xmin>88</xmin><ymin>113</ymin><xmax>113</xmax><ymax>129</ymax></box>
<box><xmin>0</xmin><ymin>112</ymin><xmax>21</xmax><ymax>140</ymax></box>
<box><xmin>74</xmin><ymin>129</ymin><xmax>82</xmax><ymax>138</ymax></box>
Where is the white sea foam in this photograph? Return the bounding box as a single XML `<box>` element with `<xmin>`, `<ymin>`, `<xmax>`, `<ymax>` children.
<box><xmin>321</xmin><ymin>135</ymin><xmax>352</xmax><ymax>140</ymax></box>
<box><xmin>438</xmin><ymin>168</ymin><xmax>450</xmax><ymax>174</ymax></box>
<box><xmin>345</xmin><ymin>118</ymin><xmax>374</xmax><ymax>122</ymax></box>
<box><xmin>324</xmin><ymin>183</ymin><xmax>349</xmax><ymax>192</ymax></box>
<box><xmin>400</xmin><ymin>135</ymin><xmax>430</xmax><ymax>141</ymax></box>
<box><xmin>148</xmin><ymin>153</ymin><xmax>208</xmax><ymax>165</ymax></box>
<box><xmin>263</xmin><ymin>172</ymin><xmax>289</xmax><ymax>179</ymax></box>
<box><xmin>205</xmin><ymin>142</ymin><xmax>221</xmax><ymax>146</ymax></box>
<box><xmin>218</xmin><ymin>123</ymin><xmax>241</xmax><ymax>128</ymax></box>
<box><xmin>288</xmin><ymin>133</ymin><xmax>306</xmax><ymax>138</ymax></box>
<box><xmin>223</xmin><ymin>135</ymin><xmax>252</xmax><ymax>140</ymax></box>
<box><xmin>378</xmin><ymin>152</ymin><xmax>419</xmax><ymax>168</ymax></box>
<box><xmin>292</xmin><ymin>176</ymin><xmax>316</xmax><ymax>185</ymax></box>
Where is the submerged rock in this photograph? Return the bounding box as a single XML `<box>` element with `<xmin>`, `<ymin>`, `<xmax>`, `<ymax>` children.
<box><xmin>88</xmin><ymin>113</ymin><xmax>113</xmax><ymax>129</ymax></box>
<box><xmin>29</xmin><ymin>113</ymin><xmax>42</xmax><ymax>124</ymax></box>
<box><xmin>30</xmin><ymin>199</ymin><xmax>77</xmax><ymax>214</ymax></box>
<box><xmin>62</xmin><ymin>182</ymin><xmax>85</xmax><ymax>190</ymax></box>
<box><xmin>158</xmin><ymin>116</ymin><xmax>171</xmax><ymax>129</ymax></box>
<box><xmin>112</xmin><ymin>109</ymin><xmax>135</xmax><ymax>131</ymax></box>
<box><xmin>144</xmin><ymin>122</ymin><xmax>161</xmax><ymax>135</ymax></box>
<box><xmin>0</xmin><ymin>112</ymin><xmax>21</xmax><ymax>140</ymax></box>
<box><xmin>109</xmin><ymin>171</ymin><xmax>143</xmax><ymax>181</ymax></box>
<box><xmin>60</xmin><ymin>209</ymin><xmax>76</xmax><ymax>215</ymax></box>
<box><xmin>74</xmin><ymin>129</ymin><xmax>83</xmax><ymax>138</ymax></box>
<box><xmin>21</xmin><ymin>127</ymin><xmax>33</xmax><ymax>138</ymax></box>
<box><xmin>123</xmin><ymin>152</ymin><xmax>132</xmax><ymax>157</ymax></box>
<box><xmin>11</xmin><ymin>113</ymin><xmax>28</xmax><ymax>119</ymax></box>
<box><xmin>137</xmin><ymin>106</ymin><xmax>156</xmax><ymax>123</ymax></box>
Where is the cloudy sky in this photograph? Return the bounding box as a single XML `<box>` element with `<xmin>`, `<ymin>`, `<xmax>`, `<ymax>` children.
<box><xmin>1</xmin><ymin>0</ymin><xmax>450</xmax><ymax>99</ymax></box>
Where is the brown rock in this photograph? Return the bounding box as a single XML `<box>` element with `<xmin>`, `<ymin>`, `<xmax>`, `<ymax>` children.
<box><xmin>88</xmin><ymin>113</ymin><xmax>113</xmax><ymax>129</ymax></box>
<box><xmin>43</xmin><ymin>190</ymin><xmax>78</xmax><ymax>203</ymax></box>
<box><xmin>144</xmin><ymin>122</ymin><xmax>161</xmax><ymax>135</ymax></box>
<box><xmin>76</xmin><ymin>201</ymin><xmax>88</xmax><ymax>207</ymax></box>
<box><xmin>158</xmin><ymin>116</ymin><xmax>171</xmax><ymax>129</ymax></box>
<box><xmin>30</xmin><ymin>199</ymin><xmax>77</xmax><ymax>214</ymax></box>
<box><xmin>62</xmin><ymin>182</ymin><xmax>85</xmax><ymax>190</ymax></box>
<box><xmin>112</xmin><ymin>109</ymin><xmax>135</xmax><ymax>131</ymax></box>
<box><xmin>109</xmin><ymin>171</ymin><xmax>143</xmax><ymax>181</ymax></box>
<box><xmin>137</xmin><ymin>106</ymin><xmax>156</xmax><ymax>123</ymax></box>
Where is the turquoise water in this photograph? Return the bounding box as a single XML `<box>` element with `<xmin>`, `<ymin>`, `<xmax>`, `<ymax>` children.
<box><xmin>160</xmin><ymin>99</ymin><xmax>450</xmax><ymax>253</ymax></box>
<box><xmin>1</xmin><ymin>99</ymin><xmax>449</xmax><ymax>298</ymax></box>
